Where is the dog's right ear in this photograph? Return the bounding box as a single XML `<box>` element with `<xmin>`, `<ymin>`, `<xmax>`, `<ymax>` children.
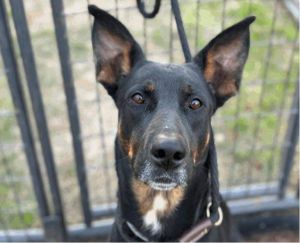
<box><xmin>88</xmin><ymin>5</ymin><xmax>144</xmax><ymax>96</ymax></box>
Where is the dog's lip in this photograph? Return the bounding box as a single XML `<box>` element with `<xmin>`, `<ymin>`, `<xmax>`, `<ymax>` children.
<box><xmin>148</xmin><ymin>181</ymin><xmax>177</xmax><ymax>191</ymax></box>
<box><xmin>147</xmin><ymin>176</ymin><xmax>177</xmax><ymax>191</ymax></box>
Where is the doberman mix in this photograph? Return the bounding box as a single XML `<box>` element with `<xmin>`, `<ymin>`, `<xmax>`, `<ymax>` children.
<box><xmin>88</xmin><ymin>5</ymin><xmax>255</xmax><ymax>242</ymax></box>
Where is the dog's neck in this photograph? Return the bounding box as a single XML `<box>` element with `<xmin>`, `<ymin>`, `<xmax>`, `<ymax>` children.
<box><xmin>114</xmin><ymin>139</ymin><xmax>210</xmax><ymax>241</ymax></box>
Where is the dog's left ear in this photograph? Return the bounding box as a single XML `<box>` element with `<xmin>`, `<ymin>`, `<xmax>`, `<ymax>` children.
<box><xmin>88</xmin><ymin>5</ymin><xmax>144</xmax><ymax>97</ymax></box>
<box><xmin>194</xmin><ymin>16</ymin><xmax>255</xmax><ymax>107</ymax></box>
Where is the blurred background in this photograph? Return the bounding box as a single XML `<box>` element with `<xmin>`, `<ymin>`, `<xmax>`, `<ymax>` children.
<box><xmin>0</xmin><ymin>0</ymin><xmax>298</xmax><ymax>241</ymax></box>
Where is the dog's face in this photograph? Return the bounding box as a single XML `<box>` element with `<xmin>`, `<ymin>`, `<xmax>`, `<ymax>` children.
<box><xmin>115</xmin><ymin>62</ymin><xmax>215</xmax><ymax>190</ymax></box>
<box><xmin>89</xmin><ymin>6</ymin><xmax>254</xmax><ymax>191</ymax></box>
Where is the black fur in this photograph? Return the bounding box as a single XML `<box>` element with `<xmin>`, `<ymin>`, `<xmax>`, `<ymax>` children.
<box><xmin>88</xmin><ymin>5</ymin><xmax>255</xmax><ymax>241</ymax></box>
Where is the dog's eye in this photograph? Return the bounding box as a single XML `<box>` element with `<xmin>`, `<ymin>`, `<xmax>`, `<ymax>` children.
<box><xmin>189</xmin><ymin>98</ymin><xmax>202</xmax><ymax>110</ymax></box>
<box><xmin>131</xmin><ymin>93</ymin><xmax>144</xmax><ymax>104</ymax></box>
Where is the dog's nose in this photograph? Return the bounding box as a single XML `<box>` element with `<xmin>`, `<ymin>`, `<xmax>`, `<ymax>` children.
<box><xmin>151</xmin><ymin>138</ymin><xmax>186</xmax><ymax>169</ymax></box>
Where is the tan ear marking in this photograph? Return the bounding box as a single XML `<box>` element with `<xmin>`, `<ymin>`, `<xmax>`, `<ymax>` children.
<box><xmin>97</xmin><ymin>66</ymin><xmax>114</xmax><ymax>84</ymax></box>
<box><xmin>217</xmin><ymin>81</ymin><xmax>237</xmax><ymax>96</ymax></box>
<box><xmin>95</xmin><ymin>31</ymin><xmax>132</xmax><ymax>85</ymax></box>
<box><xmin>203</xmin><ymin>32</ymin><xmax>246</xmax><ymax>99</ymax></box>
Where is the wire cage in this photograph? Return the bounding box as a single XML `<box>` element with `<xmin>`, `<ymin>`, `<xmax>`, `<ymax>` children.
<box><xmin>0</xmin><ymin>0</ymin><xmax>298</xmax><ymax>241</ymax></box>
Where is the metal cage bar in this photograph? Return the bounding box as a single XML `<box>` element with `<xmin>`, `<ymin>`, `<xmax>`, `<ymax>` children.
<box><xmin>0</xmin><ymin>0</ymin><xmax>49</xmax><ymax>222</ymax></box>
<box><xmin>50</xmin><ymin>0</ymin><xmax>92</xmax><ymax>227</ymax></box>
<box><xmin>9</xmin><ymin>1</ymin><xmax>67</xmax><ymax>240</ymax></box>
<box><xmin>0</xmin><ymin>0</ymin><xmax>298</xmax><ymax>241</ymax></box>
<box><xmin>278</xmin><ymin>79</ymin><xmax>299</xmax><ymax>198</ymax></box>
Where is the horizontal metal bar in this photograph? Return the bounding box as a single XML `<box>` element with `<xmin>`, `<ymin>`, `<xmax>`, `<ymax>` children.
<box><xmin>229</xmin><ymin>197</ymin><xmax>299</xmax><ymax>216</ymax></box>
<box><xmin>90</xmin><ymin>183</ymin><xmax>281</xmax><ymax>221</ymax></box>
<box><xmin>91</xmin><ymin>203</ymin><xmax>117</xmax><ymax>221</ymax></box>
<box><xmin>222</xmin><ymin>182</ymin><xmax>279</xmax><ymax>200</ymax></box>
<box><xmin>0</xmin><ymin>218</ymin><xmax>113</xmax><ymax>242</ymax></box>
<box><xmin>0</xmin><ymin>229</ymin><xmax>44</xmax><ymax>242</ymax></box>
<box><xmin>0</xmin><ymin>197</ymin><xmax>297</xmax><ymax>242</ymax></box>
<box><xmin>67</xmin><ymin>219</ymin><xmax>113</xmax><ymax>242</ymax></box>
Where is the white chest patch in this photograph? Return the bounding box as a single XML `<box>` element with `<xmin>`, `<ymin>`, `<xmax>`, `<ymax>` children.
<box><xmin>143</xmin><ymin>194</ymin><xmax>167</xmax><ymax>234</ymax></box>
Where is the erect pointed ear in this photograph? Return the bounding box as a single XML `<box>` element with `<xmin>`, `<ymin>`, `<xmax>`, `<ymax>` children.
<box><xmin>194</xmin><ymin>16</ymin><xmax>255</xmax><ymax>107</ymax></box>
<box><xmin>88</xmin><ymin>5</ymin><xmax>144</xmax><ymax>97</ymax></box>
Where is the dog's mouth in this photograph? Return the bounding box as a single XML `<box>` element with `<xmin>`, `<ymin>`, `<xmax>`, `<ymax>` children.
<box><xmin>148</xmin><ymin>176</ymin><xmax>177</xmax><ymax>191</ymax></box>
<box><xmin>135</xmin><ymin>158</ymin><xmax>189</xmax><ymax>191</ymax></box>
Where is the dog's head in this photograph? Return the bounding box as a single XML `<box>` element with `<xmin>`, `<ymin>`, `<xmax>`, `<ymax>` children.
<box><xmin>89</xmin><ymin>6</ymin><xmax>254</xmax><ymax>191</ymax></box>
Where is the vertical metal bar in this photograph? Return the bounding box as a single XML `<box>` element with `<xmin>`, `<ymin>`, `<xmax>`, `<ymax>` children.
<box><xmin>87</xmin><ymin>0</ymin><xmax>114</xmax><ymax>203</ymax></box>
<box><xmin>0</xmin><ymin>0</ymin><xmax>49</xmax><ymax>222</ymax></box>
<box><xmin>169</xmin><ymin>4</ymin><xmax>174</xmax><ymax>63</ymax></box>
<box><xmin>115</xmin><ymin>0</ymin><xmax>119</xmax><ymax>18</ymax></box>
<box><xmin>245</xmin><ymin>0</ymin><xmax>279</xmax><ymax>189</ymax></box>
<box><xmin>278</xmin><ymin>80</ymin><xmax>299</xmax><ymax>199</ymax></box>
<box><xmin>265</xmin><ymin>27</ymin><xmax>299</xmax><ymax>185</ymax></box>
<box><xmin>140</xmin><ymin>0</ymin><xmax>147</xmax><ymax>53</ymax></box>
<box><xmin>221</xmin><ymin>0</ymin><xmax>227</xmax><ymax>30</ymax></box>
<box><xmin>171</xmin><ymin>0</ymin><xmax>192</xmax><ymax>62</ymax></box>
<box><xmin>143</xmin><ymin>18</ymin><xmax>148</xmax><ymax>55</ymax></box>
<box><xmin>9</xmin><ymin>1</ymin><xmax>66</xmax><ymax>238</ymax></box>
<box><xmin>50</xmin><ymin>0</ymin><xmax>92</xmax><ymax>227</ymax></box>
<box><xmin>227</xmin><ymin>0</ymin><xmax>254</xmax><ymax>192</ymax></box>
<box><xmin>194</xmin><ymin>0</ymin><xmax>200</xmax><ymax>52</ymax></box>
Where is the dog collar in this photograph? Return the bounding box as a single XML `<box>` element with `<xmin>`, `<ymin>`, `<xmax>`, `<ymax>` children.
<box><xmin>116</xmin><ymin>201</ymin><xmax>223</xmax><ymax>242</ymax></box>
<box><xmin>179</xmin><ymin>202</ymin><xmax>223</xmax><ymax>242</ymax></box>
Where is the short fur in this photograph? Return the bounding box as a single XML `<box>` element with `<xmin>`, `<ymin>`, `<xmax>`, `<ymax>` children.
<box><xmin>88</xmin><ymin>5</ymin><xmax>255</xmax><ymax>241</ymax></box>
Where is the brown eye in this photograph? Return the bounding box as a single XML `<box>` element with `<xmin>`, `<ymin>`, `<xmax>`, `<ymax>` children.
<box><xmin>189</xmin><ymin>98</ymin><xmax>202</xmax><ymax>110</ymax></box>
<box><xmin>131</xmin><ymin>93</ymin><xmax>144</xmax><ymax>104</ymax></box>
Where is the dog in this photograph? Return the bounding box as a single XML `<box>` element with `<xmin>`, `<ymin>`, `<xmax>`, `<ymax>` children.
<box><xmin>88</xmin><ymin>5</ymin><xmax>254</xmax><ymax>242</ymax></box>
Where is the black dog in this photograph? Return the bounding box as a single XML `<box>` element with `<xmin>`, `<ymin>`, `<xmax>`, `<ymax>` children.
<box><xmin>88</xmin><ymin>5</ymin><xmax>254</xmax><ymax>242</ymax></box>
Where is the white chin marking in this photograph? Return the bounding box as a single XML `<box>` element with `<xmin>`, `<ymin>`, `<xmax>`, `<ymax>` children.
<box><xmin>149</xmin><ymin>181</ymin><xmax>177</xmax><ymax>191</ymax></box>
<box><xmin>143</xmin><ymin>194</ymin><xmax>168</xmax><ymax>234</ymax></box>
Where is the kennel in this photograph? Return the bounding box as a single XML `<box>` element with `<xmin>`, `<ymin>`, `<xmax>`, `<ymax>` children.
<box><xmin>0</xmin><ymin>0</ymin><xmax>298</xmax><ymax>241</ymax></box>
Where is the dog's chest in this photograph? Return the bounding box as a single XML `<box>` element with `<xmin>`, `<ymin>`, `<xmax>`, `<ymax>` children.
<box><xmin>132</xmin><ymin>179</ymin><xmax>184</xmax><ymax>234</ymax></box>
<box><xmin>143</xmin><ymin>194</ymin><xmax>167</xmax><ymax>233</ymax></box>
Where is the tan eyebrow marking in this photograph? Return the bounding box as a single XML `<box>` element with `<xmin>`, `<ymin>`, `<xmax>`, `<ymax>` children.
<box><xmin>145</xmin><ymin>82</ymin><xmax>155</xmax><ymax>92</ymax></box>
<box><xmin>182</xmin><ymin>84</ymin><xmax>193</xmax><ymax>95</ymax></box>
